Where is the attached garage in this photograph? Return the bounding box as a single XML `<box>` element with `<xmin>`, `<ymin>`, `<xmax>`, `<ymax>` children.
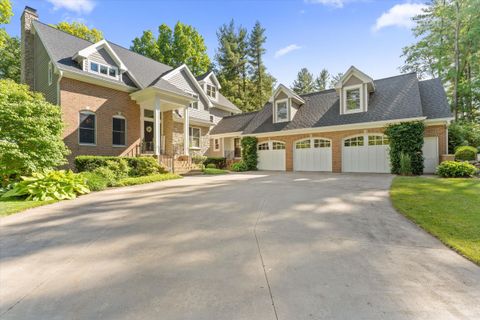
<box><xmin>257</xmin><ymin>141</ymin><xmax>286</xmax><ymax>171</ymax></box>
<box><xmin>342</xmin><ymin>134</ymin><xmax>390</xmax><ymax>173</ymax></box>
<box><xmin>293</xmin><ymin>138</ymin><xmax>332</xmax><ymax>172</ymax></box>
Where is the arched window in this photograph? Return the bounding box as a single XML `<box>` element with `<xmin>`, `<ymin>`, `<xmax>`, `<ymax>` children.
<box><xmin>258</xmin><ymin>142</ymin><xmax>269</xmax><ymax>151</ymax></box>
<box><xmin>368</xmin><ymin>135</ymin><xmax>389</xmax><ymax>146</ymax></box>
<box><xmin>295</xmin><ymin>139</ymin><xmax>311</xmax><ymax>149</ymax></box>
<box><xmin>272</xmin><ymin>141</ymin><xmax>285</xmax><ymax>150</ymax></box>
<box><xmin>79</xmin><ymin>111</ymin><xmax>96</xmax><ymax>145</ymax></box>
<box><xmin>344</xmin><ymin>136</ymin><xmax>364</xmax><ymax>147</ymax></box>
<box><xmin>313</xmin><ymin>138</ymin><xmax>331</xmax><ymax>148</ymax></box>
<box><xmin>113</xmin><ymin>115</ymin><xmax>126</xmax><ymax>146</ymax></box>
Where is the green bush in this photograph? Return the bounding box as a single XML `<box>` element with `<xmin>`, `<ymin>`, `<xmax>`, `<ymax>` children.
<box><xmin>0</xmin><ymin>79</ymin><xmax>69</xmax><ymax>182</ymax></box>
<box><xmin>204</xmin><ymin>157</ymin><xmax>226</xmax><ymax>169</ymax></box>
<box><xmin>399</xmin><ymin>152</ymin><xmax>412</xmax><ymax>176</ymax></box>
<box><xmin>104</xmin><ymin>159</ymin><xmax>129</xmax><ymax>179</ymax></box>
<box><xmin>448</xmin><ymin>121</ymin><xmax>480</xmax><ymax>153</ymax></box>
<box><xmin>79</xmin><ymin>171</ymin><xmax>109</xmax><ymax>191</ymax></box>
<box><xmin>1</xmin><ymin>170</ymin><xmax>90</xmax><ymax>201</ymax></box>
<box><xmin>203</xmin><ymin>168</ymin><xmax>228</xmax><ymax>175</ymax></box>
<box><xmin>126</xmin><ymin>157</ymin><xmax>164</xmax><ymax>176</ymax></box>
<box><xmin>230</xmin><ymin>161</ymin><xmax>249</xmax><ymax>172</ymax></box>
<box><xmin>92</xmin><ymin>167</ymin><xmax>117</xmax><ymax>187</ymax></box>
<box><xmin>385</xmin><ymin>121</ymin><xmax>425</xmax><ymax>175</ymax></box>
<box><xmin>114</xmin><ymin>173</ymin><xmax>182</xmax><ymax>187</ymax></box>
<box><xmin>455</xmin><ymin>146</ymin><xmax>477</xmax><ymax>161</ymax></box>
<box><xmin>75</xmin><ymin>156</ymin><xmax>120</xmax><ymax>172</ymax></box>
<box><xmin>191</xmin><ymin>155</ymin><xmax>207</xmax><ymax>165</ymax></box>
<box><xmin>206</xmin><ymin>163</ymin><xmax>216</xmax><ymax>169</ymax></box>
<box><xmin>436</xmin><ymin>161</ymin><xmax>477</xmax><ymax>178</ymax></box>
<box><xmin>241</xmin><ymin>137</ymin><xmax>258</xmax><ymax>170</ymax></box>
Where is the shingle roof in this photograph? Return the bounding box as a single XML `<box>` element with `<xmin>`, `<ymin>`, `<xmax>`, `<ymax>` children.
<box><xmin>213</xmin><ymin>93</ymin><xmax>242</xmax><ymax>113</ymax></box>
<box><xmin>240</xmin><ymin>73</ymin><xmax>449</xmax><ymax>135</ymax></box>
<box><xmin>210</xmin><ymin>112</ymin><xmax>259</xmax><ymax>135</ymax></box>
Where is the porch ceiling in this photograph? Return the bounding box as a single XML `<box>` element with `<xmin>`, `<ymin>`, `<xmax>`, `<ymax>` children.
<box><xmin>130</xmin><ymin>87</ymin><xmax>196</xmax><ymax>111</ymax></box>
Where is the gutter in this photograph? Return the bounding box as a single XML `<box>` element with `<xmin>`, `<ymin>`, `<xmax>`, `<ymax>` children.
<box><xmin>56</xmin><ymin>69</ymin><xmax>63</xmax><ymax>105</ymax></box>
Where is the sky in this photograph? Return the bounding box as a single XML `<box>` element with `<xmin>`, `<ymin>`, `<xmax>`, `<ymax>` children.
<box><xmin>5</xmin><ymin>0</ymin><xmax>428</xmax><ymax>86</ymax></box>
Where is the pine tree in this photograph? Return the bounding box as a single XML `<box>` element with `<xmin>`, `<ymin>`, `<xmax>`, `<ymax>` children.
<box><xmin>314</xmin><ymin>69</ymin><xmax>330</xmax><ymax>91</ymax></box>
<box><xmin>291</xmin><ymin>68</ymin><xmax>315</xmax><ymax>94</ymax></box>
<box><xmin>330</xmin><ymin>72</ymin><xmax>344</xmax><ymax>89</ymax></box>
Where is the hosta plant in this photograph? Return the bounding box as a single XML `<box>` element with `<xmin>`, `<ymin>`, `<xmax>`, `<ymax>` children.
<box><xmin>2</xmin><ymin>170</ymin><xmax>90</xmax><ymax>201</ymax></box>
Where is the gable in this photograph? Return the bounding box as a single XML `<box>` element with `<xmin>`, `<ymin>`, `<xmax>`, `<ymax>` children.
<box><xmin>168</xmin><ymin>69</ymin><xmax>209</xmax><ymax>109</ymax></box>
<box><xmin>344</xmin><ymin>75</ymin><xmax>363</xmax><ymax>87</ymax></box>
<box><xmin>87</xmin><ymin>48</ymin><xmax>118</xmax><ymax>67</ymax></box>
<box><xmin>275</xmin><ymin>91</ymin><xmax>288</xmax><ymax>100</ymax></box>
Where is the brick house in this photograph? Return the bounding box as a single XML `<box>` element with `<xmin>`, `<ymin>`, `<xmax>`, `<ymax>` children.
<box><xmin>20</xmin><ymin>7</ymin><xmax>241</xmax><ymax>169</ymax></box>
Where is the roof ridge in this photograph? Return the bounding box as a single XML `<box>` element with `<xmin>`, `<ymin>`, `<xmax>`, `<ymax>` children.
<box><xmin>373</xmin><ymin>72</ymin><xmax>417</xmax><ymax>82</ymax></box>
<box><xmin>106</xmin><ymin>40</ymin><xmax>173</xmax><ymax>70</ymax></box>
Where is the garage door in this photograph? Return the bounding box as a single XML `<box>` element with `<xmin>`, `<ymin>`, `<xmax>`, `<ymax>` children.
<box><xmin>293</xmin><ymin>138</ymin><xmax>332</xmax><ymax>171</ymax></box>
<box><xmin>423</xmin><ymin>137</ymin><xmax>439</xmax><ymax>173</ymax></box>
<box><xmin>342</xmin><ymin>135</ymin><xmax>390</xmax><ymax>173</ymax></box>
<box><xmin>257</xmin><ymin>141</ymin><xmax>286</xmax><ymax>171</ymax></box>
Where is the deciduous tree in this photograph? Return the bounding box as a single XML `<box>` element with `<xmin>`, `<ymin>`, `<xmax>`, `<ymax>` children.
<box><xmin>53</xmin><ymin>21</ymin><xmax>103</xmax><ymax>42</ymax></box>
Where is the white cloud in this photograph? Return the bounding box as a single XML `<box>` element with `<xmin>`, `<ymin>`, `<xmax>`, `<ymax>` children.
<box><xmin>274</xmin><ymin>44</ymin><xmax>302</xmax><ymax>58</ymax></box>
<box><xmin>373</xmin><ymin>3</ymin><xmax>427</xmax><ymax>32</ymax></box>
<box><xmin>46</xmin><ymin>0</ymin><xmax>96</xmax><ymax>14</ymax></box>
<box><xmin>305</xmin><ymin>0</ymin><xmax>345</xmax><ymax>8</ymax></box>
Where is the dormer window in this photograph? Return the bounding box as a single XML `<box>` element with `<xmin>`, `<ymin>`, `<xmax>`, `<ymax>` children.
<box><xmin>275</xmin><ymin>99</ymin><xmax>289</xmax><ymax>122</ymax></box>
<box><xmin>206</xmin><ymin>84</ymin><xmax>217</xmax><ymax>99</ymax></box>
<box><xmin>88</xmin><ymin>60</ymin><xmax>118</xmax><ymax>80</ymax></box>
<box><xmin>342</xmin><ymin>84</ymin><xmax>364</xmax><ymax>114</ymax></box>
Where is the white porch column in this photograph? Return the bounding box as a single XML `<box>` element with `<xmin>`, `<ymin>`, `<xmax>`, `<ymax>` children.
<box><xmin>154</xmin><ymin>97</ymin><xmax>161</xmax><ymax>155</ymax></box>
<box><xmin>183</xmin><ymin>106</ymin><xmax>190</xmax><ymax>156</ymax></box>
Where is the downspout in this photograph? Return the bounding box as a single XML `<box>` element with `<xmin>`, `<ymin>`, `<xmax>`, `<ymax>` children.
<box><xmin>56</xmin><ymin>69</ymin><xmax>63</xmax><ymax>105</ymax></box>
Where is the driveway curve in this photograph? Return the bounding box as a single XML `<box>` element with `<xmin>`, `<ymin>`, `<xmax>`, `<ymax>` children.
<box><xmin>1</xmin><ymin>172</ymin><xmax>479</xmax><ymax>319</ymax></box>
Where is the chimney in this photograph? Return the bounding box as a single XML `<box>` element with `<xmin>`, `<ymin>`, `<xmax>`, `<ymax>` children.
<box><xmin>21</xmin><ymin>6</ymin><xmax>38</xmax><ymax>88</ymax></box>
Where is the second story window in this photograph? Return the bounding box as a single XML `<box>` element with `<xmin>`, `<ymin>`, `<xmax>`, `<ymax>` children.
<box><xmin>346</xmin><ymin>88</ymin><xmax>361</xmax><ymax>111</ymax></box>
<box><xmin>206</xmin><ymin>84</ymin><xmax>217</xmax><ymax>99</ymax></box>
<box><xmin>190</xmin><ymin>101</ymin><xmax>199</xmax><ymax>109</ymax></box>
<box><xmin>89</xmin><ymin>61</ymin><xmax>118</xmax><ymax>79</ymax></box>
<box><xmin>48</xmin><ymin>61</ymin><xmax>53</xmax><ymax>86</ymax></box>
<box><xmin>275</xmin><ymin>99</ymin><xmax>288</xmax><ymax>122</ymax></box>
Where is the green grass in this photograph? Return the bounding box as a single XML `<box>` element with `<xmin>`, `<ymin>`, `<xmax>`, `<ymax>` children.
<box><xmin>0</xmin><ymin>197</ymin><xmax>57</xmax><ymax>217</ymax></box>
<box><xmin>203</xmin><ymin>168</ymin><xmax>229</xmax><ymax>175</ymax></box>
<box><xmin>114</xmin><ymin>173</ymin><xmax>182</xmax><ymax>187</ymax></box>
<box><xmin>390</xmin><ymin>176</ymin><xmax>480</xmax><ymax>264</ymax></box>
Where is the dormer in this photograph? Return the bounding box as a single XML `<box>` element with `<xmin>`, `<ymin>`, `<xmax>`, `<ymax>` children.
<box><xmin>269</xmin><ymin>84</ymin><xmax>305</xmax><ymax>124</ymax></box>
<box><xmin>334</xmin><ymin>66</ymin><xmax>375</xmax><ymax>115</ymax></box>
<box><xmin>72</xmin><ymin>40</ymin><xmax>128</xmax><ymax>81</ymax></box>
<box><xmin>197</xmin><ymin>71</ymin><xmax>221</xmax><ymax>102</ymax></box>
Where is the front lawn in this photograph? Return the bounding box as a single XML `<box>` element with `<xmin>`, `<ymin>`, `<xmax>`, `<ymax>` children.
<box><xmin>203</xmin><ymin>168</ymin><xmax>229</xmax><ymax>175</ymax></box>
<box><xmin>390</xmin><ymin>176</ymin><xmax>480</xmax><ymax>264</ymax></box>
<box><xmin>0</xmin><ymin>197</ymin><xmax>57</xmax><ymax>217</ymax></box>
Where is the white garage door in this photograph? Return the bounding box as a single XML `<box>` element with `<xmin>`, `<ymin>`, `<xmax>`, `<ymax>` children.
<box><xmin>423</xmin><ymin>137</ymin><xmax>439</xmax><ymax>174</ymax></box>
<box><xmin>257</xmin><ymin>141</ymin><xmax>286</xmax><ymax>171</ymax></box>
<box><xmin>293</xmin><ymin>138</ymin><xmax>332</xmax><ymax>172</ymax></box>
<box><xmin>342</xmin><ymin>135</ymin><xmax>390</xmax><ymax>173</ymax></box>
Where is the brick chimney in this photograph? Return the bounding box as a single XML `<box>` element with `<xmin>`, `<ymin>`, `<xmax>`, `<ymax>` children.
<box><xmin>21</xmin><ymin>6</ymin><xmax>38</xmax><ymax>88</ymax></box>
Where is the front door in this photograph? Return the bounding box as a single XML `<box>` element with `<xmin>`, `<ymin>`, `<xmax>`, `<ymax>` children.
<box><xmin>143</xmin><ymin>121</ymin><xmax>154</xmax><ymax>152</ymax></box>
<box><xmin>234</xmin><ymin>138</ymin><xmax>241</xmax><ymax>158</ymax></box>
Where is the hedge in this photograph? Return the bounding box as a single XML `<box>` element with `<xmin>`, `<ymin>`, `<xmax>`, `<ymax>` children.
<box><xmin>241</xmin><ymin>136</ymin><xmax>257</xmax><ymax>170</ymax></box>
<box><xmin>436</xmin><ymin>161</ymin><xmax>477</xmax><ymax>178</ymax></box>
<box><xmin>75</xmin><ymin>156</ymin><xmax>164</xmax><ymax>176</ymax></box>
<box><xmin>204</xmin><ymin>157</ymin><xmax>226</xmax><ymax>169</ymax></box>
<box><xmin>455</xmin><ymin>146</ymin><xmax>478</xmax><ymax>161</ymax></box>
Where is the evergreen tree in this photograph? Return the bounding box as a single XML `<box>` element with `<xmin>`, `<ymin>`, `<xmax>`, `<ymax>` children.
<box><xmin>330</xmin><ymin>72</ymin><xmax>344</xmax><ymax>88</ymax></box>
<box><xmin>291</xmin><ymin>68</ymin><xmax>315</xmax><ymax>94</ymax></box>
<box><xmin>314</xmin><ymin>68</ymin><xmax>330</xmax><ymax>91</ymax></box>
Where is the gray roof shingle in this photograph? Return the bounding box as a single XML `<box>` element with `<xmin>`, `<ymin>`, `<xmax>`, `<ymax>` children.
<box><xmin>418</xmin><ymin>78</ymin><xmax>453</xmax><ymax>119</ymax></box>
<box><xmin>210</xmin><ymin>112</ymin><xmax>259</xmax><ymax>135</ymax></box>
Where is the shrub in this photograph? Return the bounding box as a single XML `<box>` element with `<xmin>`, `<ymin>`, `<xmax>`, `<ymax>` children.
<box><xmin>0</xmin><ymin>79</ymin><xmax>69</xmax><ymax>182</ymax></box>
<box><xmin>385</xmin><ymin>121</ymin><xmax>425</xmax><ymax>175</ymax></box>
<box><xmin>92</xmin><ymin>167</ymin><xmax>117</xmax><ymax>187</ymax></box>
<box><xmin>241</xmin><ymin>136</ymin><xmax>258</xmax><ymax>170</ymax></box>
<box><xmin>1</xmin><ymin>170</ymin><xmax>90</xmax><ymax>201</ymax></box>
<box><xmin>230</xmin><ymin>161</ymin><xmax>249</xmax><ymax>172</ymax></box>
<box><xmin>206</xmin><ymin>163</ymin><xmax>216</xmax><ymax>169</ymax></box>
<box><xmin>79</xmin><ymin>171</ymin><xmax>109</xmax><ymax>191</ymax></box>
<box><xmin>114</xmin><ymin>173</ymin><xmax>182</xmax><ymax>187</ymax></box>
<box><xmin>104</xmin><ymin>159</ymin><xmax>129</xmax><ymax>179</ymax></box>
<box><xmin>398</xmin><ymin>152</ymin><xmax>412</xmax><ymax>176</ymax></box>
<box><xmin>191</xmin><ymin>155</ymin><xmax>207</xmax><ymax>166</ymax></box>
<box><xmin>436</xmin><ymin>161</ymin><xmax>477</xmax><ymax>178</ymax></box>
<box><xmin>203</xmin><ymin>168</ymin><xmax>228</xmax><ymax>175</ymax></box>
<box><xmin>126</xmin><ymin>157</ymin><xmax>163</xmax><ymax>176</ymax></box>
<box><xmin>448</xmin><ymin>121</ymin><xmax>480</xmax><ymax>153</ymax></box>
<box><xmin>204</xmin><ymin>157</ymin><xmax>226</xmax><ymax>169</ymax></box>
<box><xmin>455</xmin><ymin>146</ymin><xmax>477</xmax><ymax>161</ymax></box>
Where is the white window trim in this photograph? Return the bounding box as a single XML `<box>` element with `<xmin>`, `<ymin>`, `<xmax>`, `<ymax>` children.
<box><xmin>78</xmin><ymin>110</ymin><xmax>96</xmax><ymax>146</ymax></box>
<box><xmin>206</xmin><ymin>84</ymin><xmax>217</xmax><ymax>100</ymax></box>
<box><xmin>343</xmin><ymin>84</ymin><xmax>364</xmax><ymax>114</ymax></box>
<box><xmin>213</xmin><ymin>138</ymin><xmax>220</xmax><ymax>151</ymax></box>
<box><xmin>189</xmin><ymin>126</ymin><xmax>201</xmax><ymax>149</ymax></box>
<box><xmin>112</xmin><ymin>115</ymin><xmax>127</xmax><ymax>147</ymax></box>
<box><xmin>88</xmin><ymin>60</ymin><xmax>119</xmax><ymax>80</ymax></box>
<box><xmin>275</xmin><ymin>98</ymin><xmax>289</xmax><ymax>123</ymax></box>
<box><xmin>48</xmin><ymin>61</ymin><xmax>53</xmax><ymax>86</ymax></box>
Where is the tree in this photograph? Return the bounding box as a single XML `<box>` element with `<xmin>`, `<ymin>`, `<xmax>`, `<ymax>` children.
<box><xmin>0</xmin><ymin>0</ymin><xmax>13</xmax><ymax>48</ymax></box>
<box><xmin>0</xmin><ymin>35</ymin><xmax>20</xmax><ymax>82</ymax></box>
<box><xmin>0</xmin><ymin>79</ymin><xmax>69</xmax><ymax>182</ymax></box>
<box><xmin>291</xmin><ymin>68</ymin><xmax>315</xmax><ymax>94</ymax></box>
<box><xmin>53</xmin><ymin>22</ymin><xmax>103</xmax><ymax>42</ymax></box>
<box><xmin>131</xmin><ymin>22</ymin><xmax>211</xmax><ymax>76</ymax></box>
<box><xmin>330</xmin><ymin>72</ymin><xmax>344</xmax><ymax>88</ymax></box>
<box><xmin>248</xmin><ymin>21</ymin><xmax>275</xmax><ymax>109</ymax></box>
<box><xmin>314</xmin><ymin>69</ymin><xmax>330</xmax><ymax>91</ymax></box>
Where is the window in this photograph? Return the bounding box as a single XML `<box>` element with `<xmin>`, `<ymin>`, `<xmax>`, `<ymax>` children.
<box><xmin>210</xmin><ymin>115</ymin><xmax>214</xmax><ymax>123</ymax></box>
<box><xmin>295</xmin><ymin>139</ymin><xmax>311</xmax><ymax>149</ymax></box>
<box><xmin>48</xmin><ymin>61</ymin><xmax>53</xmax><ymax>86</ymax></box>
<box><xmin>189</xmin><ymin>127</ymin><xmax>200</xmax><ymax>148</ymax></box>
<box><xmin>344</xmin><ymin>136</ymin><xmax>364</xmax><ymax>147</ymax></box>
<box><xmin>258</xmin><ymin>142</ymin><xmax>269</xmax><ymax>151</ymax></box>
<box><xmin>79</xmin><ymin>111</ymin><xmax>95</xmax><ymax>145</ymax></box>
<box><xmin>190</xmin><ymin>101</ymin><xmax>199</xmax><ymax>109</ymax></box>
<box><xmin>314</xmin><ymin>139</ymin><xmax>331</xmax><ymax>148</ymax></box>
<box><xmin>368</xmin><ymin>135</ymin><xmax>389</xmax><ymax>146</ymax></box>
<box><xmin>206</xmin><ymin>84</ymin><xmax>217</xmax><ymax>99</ymax></box>
<box><xmin>275</xmin><ymin>99</ymin><xmax>288</xmax><ymax>122</ymax></box>
<box><xmin>143</xmin><ymin>109</ymin><xmax>154</xmax><ymax>118</ymax></box>
<box><xmin>112</xmin><ymin>116</ymin><xmax>126</xmax><ymax>146</ymax></box>
<box><xmin>88</xmin><ymin>60</ymin><xmax>118</xmax><ymax>79</ymax></box>
<box><xmin>214</xmin><ymin>138</ymin><xmax>220</xmax><ymax>151</ymax></box>
<box><xmin>272</xmin><ymin>142</ymin><xmax>285</xmax><ymax>150</ymax></box>
<box><xmin>346</xmin><ymin>88</ymin><xmax>361</xmax><ymax>111</ymax></box>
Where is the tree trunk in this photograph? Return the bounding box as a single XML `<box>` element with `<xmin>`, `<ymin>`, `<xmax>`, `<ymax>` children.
<box><xmin>453</xmin><ymin>0</ymin><xmax>460</xmax><ymax>120</ymax></box>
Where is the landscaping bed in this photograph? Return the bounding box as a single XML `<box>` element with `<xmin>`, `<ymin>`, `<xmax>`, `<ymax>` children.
<box><xmin>390</xmin><ymin>176</ymin><xmax>480</xmax><ymax>264</ymax></box>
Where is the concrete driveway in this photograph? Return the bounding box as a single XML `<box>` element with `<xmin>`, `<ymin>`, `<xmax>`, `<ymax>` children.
<box><xmin>1</xmin><ymin>172</ymin><xmax>479</xmax><ymax>319</ymax></box>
